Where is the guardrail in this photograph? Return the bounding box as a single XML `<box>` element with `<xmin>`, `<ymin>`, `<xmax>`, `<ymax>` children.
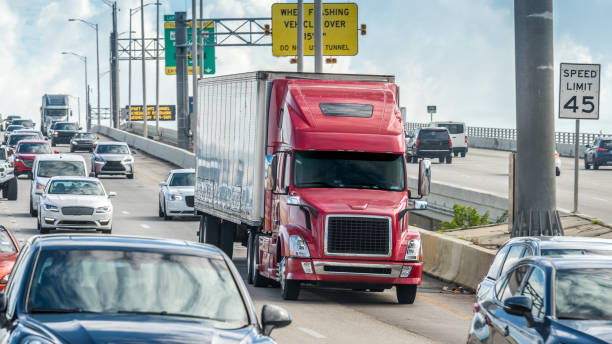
<box><xmin>120</xmin><ymin>122</ymin><xmax>185</xmax><ymax>149</ymax></box>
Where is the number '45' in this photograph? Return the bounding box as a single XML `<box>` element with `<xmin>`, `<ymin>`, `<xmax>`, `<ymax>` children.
<box><xmin>564</xmin><ymin>96</ymin><xmax>595</xmax><ymax>113</ymax></box>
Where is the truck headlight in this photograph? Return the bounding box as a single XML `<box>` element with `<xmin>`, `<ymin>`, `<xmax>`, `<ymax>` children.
<box><xmin>96</xmin><ymin>206</ymin><xmax>111</xmax><ymax>213</ymax></box>
<box><xmin>170</xmin><ymin>194</ymin><xmax>183</xmax><ymax>201</ymax></box>
<box><xmin>44</xmin><ymin>204</ymin><xmax>59</xmax><ymax>212</ymax></box>
<box><xmin>404</xmin><ymin>239</ymin><xmax>421</xmax><ymax>261</ymax></box>
<box><xmin>289</xmin><ymin>235</ymin><xmax>310</xmax><ymax>258</ymax></box>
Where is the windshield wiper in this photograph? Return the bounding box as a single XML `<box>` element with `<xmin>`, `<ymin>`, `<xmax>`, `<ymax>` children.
<box><xmin>30</xmin><ymin>308</ymin><xmax>96</xmax><ymax>314</ymax></box>
<box><xmin>298</xmin><ymin>181</ymin><xmax>337</xmax><ymax>188</ymax></box>
<box><xmin>115</xmin><ymin>310</ymin><xmax>223</xmax><ymax>321</ymax></box>
<box><xmin>557</xmin><ymin>314</ymin><xmax>592</xmax><ymax>320</ymax></box>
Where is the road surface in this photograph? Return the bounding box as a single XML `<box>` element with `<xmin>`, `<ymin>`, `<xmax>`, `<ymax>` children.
<box><xmin>0</xmin><ymin>137</ymin><xmax>475</xmax><ymax>344</ymax></box>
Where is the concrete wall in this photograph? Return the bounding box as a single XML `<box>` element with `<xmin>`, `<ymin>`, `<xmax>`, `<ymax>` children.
<box><xmin>92</xmin><ymin>125</ymin><xmax>195</xmax><ymax>169</ymax></box>
<box><xmin>468</xmin><ymin>136</ymin><xmax>586</xmax><ymax>158</ymax></box>
<box><xmin>416</xmin><ymin>227</ymin><xmax>496</xmax><ymax>290</ymax></box>
<box><xmin>121</xmin><ymin>122</ymin><xmax>180</xmax><ymax>147</ymax></box>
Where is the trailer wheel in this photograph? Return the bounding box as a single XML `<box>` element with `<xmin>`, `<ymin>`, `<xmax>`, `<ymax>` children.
<box><xmin>279</xmin><ymin>257</ymin><xmax>300</xmax><ymax>300</ymax></box>
<box><xmin>396</xmin><ymin>284</ymin><xmax>417</xmax><ymax>304</ymax></box>
<box><xmin>5</xmin><ymin>177</ymin><xmax>17</xmax><ymax>201</ymax></box>
<box><xmin>203</xmin><ymin>215</ymin><xmax>221</xmax><ymax>247</ymax></box>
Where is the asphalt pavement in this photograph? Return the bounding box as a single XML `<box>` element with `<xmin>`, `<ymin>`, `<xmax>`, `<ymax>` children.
<box><xmin>0</xmin><ymin>137</ymin><xmax>475</xmax><ymax>344</ymax></box>
<box><xmin>406</xmin><ymin>148</ymin><xmax>612</xmax><ymax>224</ymax></box>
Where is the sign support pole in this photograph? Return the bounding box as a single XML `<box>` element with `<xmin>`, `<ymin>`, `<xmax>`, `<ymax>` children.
<box><xmin>297</xmin><ymin>0</ymin><xmax>304</xmax><ymax>72</ymax></box>
<box><xmin>573</xmin><ymin>119</ymin><xmax>580</xmax><ymax>213</ymax></box>
<box><xmin>313</xmin><ymin>0</ymin><xmax>323</xmax><ymax>73</ymax></box>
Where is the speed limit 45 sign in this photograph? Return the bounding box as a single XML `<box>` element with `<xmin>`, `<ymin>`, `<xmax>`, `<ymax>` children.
<box><xmin>559</xmin><ymin>63</ymin><xmax>600</xmax><ymax>119</ymax></box>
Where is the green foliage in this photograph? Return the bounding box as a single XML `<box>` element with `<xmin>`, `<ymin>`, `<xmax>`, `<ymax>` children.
<box><xmin>439</xmin><ymin>204</ymin><xmax>492</xmax><ymax>230</ymax></box>
<box><xmin>495</xmin><ymin>210</ymin><xmax>509</xmax><ymax>224</ymax></box>
<box><xmin>592</xmin><ymin>219</ymin><xmax>602</xmax><ymax>225</ymax></box>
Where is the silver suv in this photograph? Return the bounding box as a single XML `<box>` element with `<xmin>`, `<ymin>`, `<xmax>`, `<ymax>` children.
<box><xmin>91</xmin><ymin>142</ymin><xmax>135</xmax><ymax>179</ymax></box>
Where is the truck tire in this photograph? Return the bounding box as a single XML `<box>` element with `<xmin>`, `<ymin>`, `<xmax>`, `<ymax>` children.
<box><xmin>5</xmin><ymin>177</ymin><xmax>17</xmax><ymax>201</ymax></box>
<box><xmin>438</xmin><ymin>157</ymin><xmax>444</xmax><ymax>164</ymax></box>
<box><xmin>279</xmin><ymin>257</ymin><xmax>300</xmax><ymax>300</ymax></box>
<box><xmin>396</xmin><ymin>284</ymin><xmax>417</xmax><ymax>304</ymax></box>
<box><xmin>219</xmin><ymin>221</ymin><xmax>236</xmax><ymax>258</ymax></box>
<box><xmin>203</xmin><ymin>215</ymin><xmax>221</xmax><ymax>247</ymax></box>
<box><xmin>251</xmin><ymin>234</ymin><xmax>269</xmax><ymax>287</ymax></box>
<box><xmin>445</xmin><ymin>155</ymin><xmax>452</xmax><ymax>164</ymax></box>
<box><xmin>247</xmin><ymin>231</ymin><xmax>256</xmax><ymax>284</ymax></box>
<box><xmin>556</xmin><ymin>167</ymin><xmax>561</xmax><ymax>176</ymax></box>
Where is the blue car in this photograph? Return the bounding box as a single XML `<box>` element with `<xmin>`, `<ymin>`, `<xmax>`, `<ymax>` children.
<box><xmin>0</xmin><ymin>235</ymin><xmax>291</xmax><ymax>343</ymax></box>
<box><xmin>468</xmin><ymin>255</ymin><xmax>612</xmax><ymax>344</ymax></box>
<box><xmin>585</xmin><ymin>137</ymin><xmax>612</xmax><ymax>169</ymax></box>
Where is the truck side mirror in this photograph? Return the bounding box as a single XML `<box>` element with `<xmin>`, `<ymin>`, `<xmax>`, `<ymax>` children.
<box><xmin>418</xmin><ymin>159</ymin><xmax>431</xmax><ymax>197</ymax></box>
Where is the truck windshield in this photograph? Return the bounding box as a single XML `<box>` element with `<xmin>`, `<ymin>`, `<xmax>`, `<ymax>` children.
<box><xmin>45</xmin><ymin>109</ymin><xmax>67</xmax><ymax>117</ymax></box>
<box><xmin>293</xmin><ymin>151</ymin><xmax>405</xmax><ymax>191</ymax></box>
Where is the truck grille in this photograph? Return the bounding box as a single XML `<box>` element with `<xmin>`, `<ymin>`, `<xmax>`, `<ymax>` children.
<box><xmin>325</xmin><ymin>216</ymin><xmax>391</xmax><ymax>256</ymax></box>
<box><xmin>102</xmin><ymin>161</ymin><xmax>125</xmax><ymax>171</ymax></box>
<box><xmin>185</xmin><ymin>196</ymin><xmax>194</xmax><ymax>207</ymax></box>
<box><xmin>62</xmin><ymin>207</ymin><xmax>94</xmax><ymax>216</ymax></box>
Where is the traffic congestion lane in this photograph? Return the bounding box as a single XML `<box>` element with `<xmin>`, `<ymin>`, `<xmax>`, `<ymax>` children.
<box><xmin>406</xmin><ymin>148</ymin><xmax>612</xmax><ymax>224</ymax></box>
<box><xmin>0</xmin><ymin>135</ymin><xmax>474</xmax><ymax>344</ymax></box>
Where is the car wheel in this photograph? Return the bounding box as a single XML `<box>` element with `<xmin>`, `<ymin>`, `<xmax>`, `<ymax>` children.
<box><xmin>70</xmin><ymin>146</ymin><xmax>74</xmax><ymax>152</ymax></box>
<box><xmin>461</xmin><ymin>151</ymin><xmax>466</xmax><ymax>158</ymax></box>
<box><xmin>37</xmin><ymin>216</ymin><xmax>42</xmax><ymax>232</ymax></box>
<box><xmin>453</xmin><ymin>151</ymin><xmax>458</xmax><ymax>157</ymax></box>
<box><xmin>396</xmin><ymin>284</ymin><xmax>417</xmax><ymax>304</ymax></box>
<box><xmin>556</xmin><ymin>167</ymin><xmax>560</xmax><ymax>176</ymax></box>
<box><xmin>102</xmin><ymin>228</ymin><xmax>112</xmax><ymax>234</ymax></box>
<box><xmin>127</xmin><ymin>173</ymin><xmax>134</xmax><ymax>179</ymax></box>
<box><xmin>445</xmin><ymin>154</ymin><xmax>452</xmax><ymax>164</ymax></box>
<box><xmin>158</xmin><ymin>198</ymin><xmax>164</xmax><ymax>217</ymax></box>
<box><xmin>6</xmin><ymin>177</ymin><xmax>17</xmax><ymax>201</ymax></box>
<box><xmin>251</xmin><ymin>234</ymin><xmax>269</xmax><ymax>287</ymax></box>
<box><xmin>162</xmin><ymin>199</ymin><xmax>171</xmax><ymax>221</ymax></box>
<box><xmin>594</xmin><ymin>162</ymin><xmax>600</xmax><ymax>170</ymax></box>
<box><xmin>29</xmin><ymin>198</ymin><xmax>37</xmax><ymax>217</ymax></box>
<box><xmin>585</xmin><ymin>156</ymin><xmax>591</xmax><ymax>169</ymax></box>
<box><xmin>279</xmin><ymin>257</ymin><xmax>300</xmax><ymax>300</ymax></box>
<box><xmin>438</xmin><ymin>157</ymin><xmax>444</xmax><ymax>164</ymax></box>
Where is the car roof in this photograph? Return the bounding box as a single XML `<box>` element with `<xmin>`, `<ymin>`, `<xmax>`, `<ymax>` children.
<box><xmin>97</xmin><ymin>141</ymin><xmax>127</xmax><ymax>146</ymax></box>
<box><xmin>17</xmin><ymin>140</ymin><xmax>48</xmax><ymax>145</ymax></box>
<box><xmin>28</xmin><ymin>234</ymin><xmax>224</xmax><ymax>259</ymax></box>
<box><xmin>430</xmin><ymin>121</ymin><xmax>465</xmax><ymax>125</ymax></box>
<box><xmin>505</xmin><ymin>236</ymin><xmax>612</xmax><ymax>250</ymax></box>
<box><xmin>170</xmin><ymin>169</ymin><xmax>195</xmax><ymax>174</ymax></box>
<box><xmin>48</xmin><ymin>176</ymin><xmax>100</xmax><ymax>182</ymax></box>
<box><xmin>34</xmin><ymin>153</ymin><xmax>85</xmax><ymax>162</ymax></box>
<box><xmin>419</xmin><ymin>127</ymin><xmax>449</xmax><ymax>131</ymax></box>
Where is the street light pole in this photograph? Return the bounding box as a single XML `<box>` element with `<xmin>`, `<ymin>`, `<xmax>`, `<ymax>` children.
<box><xmin>141</xmin><ymin>0</ymin><xmax>148</xmax><ymax>139</ymax></box>
<box><xmin>314</xmin><ymin>0</ymin><xmax>323</xmax><ymax>73</ymax></box>
<box><xmin>155</xmin><ymin>1</ymin><xmax>160</xmax><ymax>137</ymax></box>
<box><xmin>129</xmin><ymin>12</ymin><xmax>133</xmax><ymax>126</ymax></box>
<box><xmin>297</xmin><ymin>0</ymin><xmax>304</xmax><ymax>72</ymax></box>
<box><xmin>62</xmin><ymin>52</ymin><xmax>88</xmax><ymax>130</ymax></box>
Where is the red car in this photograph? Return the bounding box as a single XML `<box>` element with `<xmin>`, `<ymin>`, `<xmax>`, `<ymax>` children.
<box><xmin>0</xmin><ymin>225</ymin><xmax>19</xmax><ymax>291</ymax></box>
<box><xmin>13</xmin><ymin>140</ymin><xmax>54</xmax><ymax>177</ymax></box>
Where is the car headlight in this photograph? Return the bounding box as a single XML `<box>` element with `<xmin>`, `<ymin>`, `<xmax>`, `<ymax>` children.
<box><xmin>21</xmin><ymin>335</ymin><xmax>55</xmax><ymax>344</ymax></box>
<box><xmin>44</xmin><ymin>204</ymin><xmax>59</xmax><ymax>212</ymax></box>
<box><xmin>1</xmin><ymin>273</ymin><xmax>9</xmax><ymax>284</ymax></box>
<box><xmin>71</xmin><ymin>141</ymin><xmax>77</xmax><ymax>145</ymax></box>
<box><xmin>94</xmin><ymin>156</ymin><xmax>105</xmax><ymax>162</ymax></box>
<box><xmin>170</xmin><ymin>194</ymin><xmax>183</xmax><ymax>201</ymax></box>
<box><xmin>404</xmin><ymin>238</ymin><xmax>421</xmax><ymax>261</ymax></box>
<box><xmin>14</xmin><ymin>158</ymin><xmax>21</xmax><ymax>162</ymax></box>
<box><xmin>96</xmin><ymin>206</ymin><xmax>111</xmax><ymax>213</ymax></box>
<box><xmin>122</xmin><ymin>157</ymin><xmax>134</xmax><ymax>163</ymax></box>
<box><xmin>289</xmin><ymin>235</ymin><xmax>310</xmax><ymax>258</ymax></box>
<box><xmin>53</xmin><ymin>132</ymin><xmax>58</xmax><ymax>136</ymax></box>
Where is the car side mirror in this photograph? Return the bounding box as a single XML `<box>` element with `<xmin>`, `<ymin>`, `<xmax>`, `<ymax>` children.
<box><xmin>108</xmin><ymin>191</ymin><xmax>117</xmax><ymax>198</ymax></box>
<box><xmin>159</xmin><ymin>182</ymin><xmax>167</xmax><ymax>187</ymax></box>
<box><xmin>261</xmin><ymin>304</ymin><xmax>291</xmax><ymax>336</ymax></box>
<box><xmin>417</xmin><ymin>159</ymin><xmax>431</xmax><ymax>197</ymax></box>
<box><xmin>89</xmin><ymin>172</ymin><xmax>96</xmax><ymax>178</ymax></box>
<box><xmin>503</xmin><ymin>295</ymin><xmax>534</xmax><ymax>326</ymax></box>
<box><xmin>35</xmin><ymin>190</ymin><xmax>43</xmax><ymax>195</ymax></box>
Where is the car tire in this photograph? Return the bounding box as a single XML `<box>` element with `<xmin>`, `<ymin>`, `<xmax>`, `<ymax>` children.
<box><xmin>252</xmin><ymin>234</ymin><xmax>269</xmax><ymax>287</ymax></box>
<box><xmin>438</xmin><ymin>157</ymin><xmax>444</xmax><ymax>164</ymax></box>
<box><xmin>37</xmin><ymin>217</ymin><xmax>41</xmax><ymax>232</ymax></box>
<box><xmin>127</xmin><ymin>173</ymin><xmax>134</xmax><ymax>179</ymax></box>
<box><xmin>29</xmin><ymin>198</ymin><xmax>37</xmax><ymax>217</ymax></box>
<box><xmin>6</xmin><ymin>177</ymin><xmax>17</xmax><ymax>201</ymax></box>
<box><xmin>70</xmin><ymin>146</ymin><xmax>74</xmax><ymax>152</ymax></box>
<box><xmin>594</xmin><ymin>163</ymin><xmax>600</xmax><ymax>170</ymax></box>
<box><xmin>453</xmin><ymin>151</ymin><xmax>458</xmax><ymax>157</ymax></box>
<box><xmin>396</xmin><ymin>284</ymin><xmax>417</xmax><ymax>304</ymax></box>
<box><xmin>585</xmin><ymin>156</ymin><xmax>591</xmax><ymax>169</ymax></box>
<box><xmin>556</xmin><ymin>167</ymin><xmax>560</xmax><ymax>176</ymax></box>
<box><xmin>461</xmin><ymin>151</ymin><xmax>466</xmax><ymax>158</ymax></box>
<box><xmin>445</xmin><ymin>154</ymin><xmax>452</xmax><ymax>164</ymax></box>
<box><xmin>40</xmin><ymin>223</ymin><xmax>50</xmax><ymax>234</ymax></box>
<box><xmin>158</xmin><ymin>198</ymin><xmax>164</xmax><ymax>217</ymax></box>
<box><xmin>279</xmin><ymin>257</ymin><xmax>300</xmax><ymax>300</ymax></box>
<box><xmin>247</xmin><ymin>231</ymin><xmax>256</xmax><ymax>284</ymax></box>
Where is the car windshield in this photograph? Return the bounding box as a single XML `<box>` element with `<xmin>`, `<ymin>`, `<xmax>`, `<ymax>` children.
<box><xmin>6</xmin><ymin>125</ymin><xmax>23</xmax><ymax>132</ymax></box>
<box><xmin>542</xmin><ymin>248</ymin><xmax>612</xmax><ymax>256</ymax></box>
<box><xmin>418</xmin><ymin>129</ymin><xmax>449</xmax><ymax>140</ymax></box>
<box><xmin>170</xmin><ymin>172</ymin><xmax>195</xmax><ymax>186</ymax></box>
<box><xmin>13</xmin><ymin>120</ymin><xmax>33</xmax><ymax>127</ymax></box>
<box><xmin>48</xmin><ymin>180</ymin><xmax>104</xmax><ymax>195</ymax></box>
<box><xmin>7</xmin><ymin>116</ymin><xmax>20</xmax><ymax>121</ymax></box>
<box><xmin>9</xmin><ymin>135</ymin><xmax>38</xmax><ymax>145</ymax></box>
<box><xmin>293</xmin><ymin>151</ymin><xmax>405</xmax><ymax>191</ymax></box>
<box><xmin>556</xmin><ymin>268</ymin><xmax>612</xmax><ymax>320</ymax></box>
<box><xmin>54</xmin><ymin>123</ymin><xmax>77</xmax><ymax>131</ymax></box>
<box><xmin>97</xmin><ymin>145</ymin><xmax>129</xmax><ymax>154</ymax></box>
<box><xmin>437</xmin><ymin>123</ymin><xmax>464</xmax><ymax>134</ymax></box>
<box><xmin>37</xmin><ymin>161</ymin><xmax>86</xmax><ymax>178</ymax></box>
<box><xmin>76</xmin><ymin>133</ymin><xmax>96</xmax><ymax>139</ymax></box>
<box><xmin>28</xmin><ymin>249</ymin><xmax>248</xmax><ymax>329</ymax></box>
<box><xmin>0</xmin><ymin>230</ymin><xmax>16</xmax><ymax>254</ymax></box>
<box><xmin>18</xmin><ymin>143</ymin><xmax>50</xmax><ymax>154</ymax></box>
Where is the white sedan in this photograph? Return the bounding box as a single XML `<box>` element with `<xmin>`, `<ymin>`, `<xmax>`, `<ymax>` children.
<box><xmin>158</xmin><ymin>169</ymin><xmax>195</xmax><ymax>220</ymax></box>
<box><xmin>36</xmin><ymin>176</ymin><xmax>116</xmax><ymax>234</ymax></box>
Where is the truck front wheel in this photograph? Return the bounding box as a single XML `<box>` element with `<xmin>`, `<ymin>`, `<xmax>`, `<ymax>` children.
<box><xmin>396</xmin><ymin>284</ymin><xmax>417</xmax><ymax>304</ymax></box>
<box><xmin>251</xmin><ymin>234</ymin><xmax>270</xmax><ymax>287</ymax></box>
<box><xmin>5</xmin><ymin>177</ymin><xmax>17</xmax><ymax>201</ymax></box>
<box><xmin>279</xmin><ymin>257</ymin><xmax>300</xmax><ymax>300</ymax></box>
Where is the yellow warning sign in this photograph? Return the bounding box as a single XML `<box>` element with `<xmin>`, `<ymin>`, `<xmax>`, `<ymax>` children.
<box><xmin>272</xmin><ymin>3</ymin><xmax>358</xmax><ymax>56</ymax></box>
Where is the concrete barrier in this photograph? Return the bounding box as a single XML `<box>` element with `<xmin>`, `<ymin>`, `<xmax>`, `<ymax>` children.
<box><xmin>92</xmin><ymin>125</ymin><xmax>195</xmax><ymax>169</ymax></box>
<box><xmin>468</xmin><ymin>136</ymin><xmax>586</xmax><ymax>158</ymax></box>
<box><xmin>416</xmin><ymin>227</ymin><xmax>496</xmax><ymax>290</ymax></box>
<box><xmin>121</xmin><ymin>122</ymin><xmax>181</xmax><ymax>147</ymax></box>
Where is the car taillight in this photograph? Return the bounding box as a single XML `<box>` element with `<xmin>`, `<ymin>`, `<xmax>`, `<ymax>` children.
<box><xmin>465</xmin><ymin>136</ymin><xmax>468</xmax><ymax>144</ymax></box>
<box><xmin>554</xmin><ymin>153</ymin><xmax>559</xmax><ymax>158</ymax></box>
<box><xmin>449</xmin><ymin>138</ymin><xmax>453</xmax><ymax>147</ymax></box>
<box><xmin>416</xmin><ymin>138</ymin><xmax>420</xmax><ymax>146</ymax></box>
<box><xmin>598</xmin><ymin>147</ymin><xmax>608</xmax><ymax>152</ymax></box>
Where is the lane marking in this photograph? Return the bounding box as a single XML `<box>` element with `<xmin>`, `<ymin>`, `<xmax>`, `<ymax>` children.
<box><xmin>298</xmin><ymin>327</ymin><xmax>327</xmax><ymax>339</ymax></box>
<box><xmin>121</xmin><ymin>210</ymin><xmax>130</xmax><ymax>215</ymax></box>
<box><xmin>416</xmin><ymin>294</ymin><xmax>472</xmax><ymax>320</ymax></box>
<box><xmin>134</xmin><ymin>171</ymin><xmax>160</xmax><ymax>184</ymax></box>
<box><xmin>140</xmin><ymin>224</ymin><xmax>151</xmax><ymax>229</ymax></box>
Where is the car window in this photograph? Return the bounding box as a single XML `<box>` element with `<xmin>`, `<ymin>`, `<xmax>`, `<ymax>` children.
<box><xmin>37</xmin><ymin>161</ymin><xmax>86</xmax><ymax>178</ymax></box>
<box><xmin>487</xmin><ymin>244</ymin><xmax>510</xmax><ymax>279</ymax></box>
<box><xmin>0</xmin><ymin>149</ymin><xmax>6</xmax><ymax>160</ymax></box>
<box><xmin>556</xmin><ymin>268</ymin><xmax>612</xmax><ymax>321</ymax></box>
<box><xmin>500</xmin><ymin>245</ymin><xmax>525</xmax><ymax>275</ymax></box>
<box><xmin>96</xmin><ymin>145</ymin><xmax>129</xmax><ymax>154</ymax></box>
<box><xmin>500</xmin><ymin>265</ymin><xmax>531</xmax><ymax>302</ymax></box>
<box><xmin>521</xmin><ymin>266</ymin><xmax>546</xmax><ymax>319</ymax></box>
<box><xmin>437</xmin><ymin>124</ymin><xmax>464</xmax><ymax>134</ymax></box>
<box><xmin>5</xmin><ymin>244</ymin><xmax>30</xmax><ymax>320</ymax></box>
<box><xmin>9</xmin><ymin>135</ymin><xmax>38</xmax><ymax>145</ymax></box>
<box><xmin>169</xmin><ymin>172</ymin><xmax>195</xmax><ymax>187</ymax></box>
<box><xmin>541</xmin><ymin>248</ymin><xmax>612</xmax><ymax>256</ymax></box>
<box><xmin>76</xmin><ymin>133</ymin><xmax>96</xmax><ymax>139</ymax></box>
<box><xmin>0</xmin><ymin>230</ymin><xmax>17</xmax><ymax>254</ymax></box>
<box><xmin>418</xmin><ymin>130</ymin><xmax>449</xmax><ymax>140</ymax></box>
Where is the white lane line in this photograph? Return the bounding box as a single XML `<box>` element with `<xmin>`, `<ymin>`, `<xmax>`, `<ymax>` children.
<box><xmin>121</xmin><ymin>210</ymin><xmax>130</xmax><ymax>215</ymax></box>
<box><xmin>298</xmin><ymin>327</ymin><xmax>327</xmax><ymax>339</ymax></box>
<box><xmin>140</xmin><ymin>224</ymin><xmax>151</xmax><ymax>229</ymax></box>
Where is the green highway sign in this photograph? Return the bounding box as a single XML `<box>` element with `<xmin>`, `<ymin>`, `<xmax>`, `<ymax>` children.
<box><xmin>164</xmin><ymin>15</ymin><xmax>215</xmax><ymax>75</ymax></box>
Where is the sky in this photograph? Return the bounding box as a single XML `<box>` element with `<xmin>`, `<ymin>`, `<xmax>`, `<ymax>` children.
<box><xmin>1</xmin><ymin>0</ymin><xmax>612</xmax><ymax>133</ymax></box>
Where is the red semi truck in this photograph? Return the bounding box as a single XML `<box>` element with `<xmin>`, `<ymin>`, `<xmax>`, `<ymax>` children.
<box><xmin>194</xmin><ymin>71</ymin><xmax>431</xmax><ymax>303</ymax></box>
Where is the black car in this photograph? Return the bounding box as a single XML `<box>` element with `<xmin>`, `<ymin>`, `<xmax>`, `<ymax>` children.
<box><xmin>476</xmin><ymin>236</ymin><xmax>612</xmax><ymax>306</ymax></box>
<box><xmin>468</xmin><ymin>255</ymin><xmax>612</xmax><ymax>344</ymax></box>
<box><xmin>0</xmin><ymin>234</ymin><xmax>291</xmax><ymax>343</ymax></box>
<box><xmin>10</xmin><ymin>119</ymin><xmax>35</xmax><ymax>129</ymax></box>
<box><xmin>584</xmin><ymin>137</ymin><xmax>612</xmax><ymax>170</ymax></box>
<box><xmin>49</xmin><ymin>122</ymin><xmax>80</xmax><ymax>146</ymax></box>
<box><xmin>70</xmin><ymin>132</ymin><xmax>99</xmax><ymax>152</ymax></box>
<box><xmin>2</xmin><ymin>116</ymin><xmax>20</xmax><ymax>131</ymax></box>
<box><xmin>406</xmin><ymin>127</ymin><xmax>452</xmax><ymax>164</ymax></box>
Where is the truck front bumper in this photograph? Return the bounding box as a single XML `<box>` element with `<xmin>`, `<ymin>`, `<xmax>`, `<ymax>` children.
<box><xmin>285</xmin><ymin>258</ymin><xmax>423</xmax><ymax>286</ymax></box>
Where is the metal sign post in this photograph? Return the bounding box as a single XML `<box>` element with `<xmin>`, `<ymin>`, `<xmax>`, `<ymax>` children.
<box><xmin>559</xmin><ymin>62</ymin><xmax>601</xmax><ymax>214</ymax></box>
<box><xmin>427</xmin><ymin>105</ymin><xmax>436</xmax><ymax>122</ymax></box>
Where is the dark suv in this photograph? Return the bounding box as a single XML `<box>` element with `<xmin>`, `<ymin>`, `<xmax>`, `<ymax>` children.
<box><xmin>406</xmin><ymin>127</ymin><xmax>452</xmax><ymax>164</ymax></box>
<box><xmin>50</xmin><ymin>121</ymin><xmax>80</xmax><ymax>146</ymax></box>
<box><xmin>585</xmin><ymin>137</ymin><xmax>612</xmax><ymax>170</ymax></box>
